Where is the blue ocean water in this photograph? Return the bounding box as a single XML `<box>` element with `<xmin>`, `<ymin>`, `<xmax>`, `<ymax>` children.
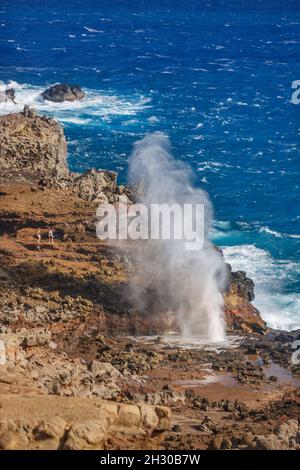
<box><xmin>0</xmin><ymin>0</ymin><xmax>299</xmax><ymax>329</ymax></box>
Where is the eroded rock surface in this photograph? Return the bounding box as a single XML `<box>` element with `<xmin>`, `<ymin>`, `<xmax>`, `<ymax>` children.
<box><xmin>0</xmin><ymin>107</ymin><xmax>68</xmax><ymax>180</ymax></box>
<box><xmin>0</xmin><ymin>109</ymin><xmax>133</xmax><ymax>204</ymax></box>
<box><xmin>225</xmin><ymin>265</ymin><xmax>266</xmax><ymax>333</ymax></box>
<box><xmin>0</xmin><ymin>395</ymin><xmax>170</xmax><ymax>450</ymax></box>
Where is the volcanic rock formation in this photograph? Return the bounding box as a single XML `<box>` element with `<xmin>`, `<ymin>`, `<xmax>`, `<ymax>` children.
<box><xmin>41</xmin><ymin>84</ymin><xmax>85</xmax><ymax>102</ymax></box>
<box><xmin>2</xmin><ymin>108</ymin><xmax>299</xmax><ymax>452</ymax></box>
<box><xmin>0</xmin><ymin>107</ymin><xmax>130</xmax><ymax>204</ymax></box>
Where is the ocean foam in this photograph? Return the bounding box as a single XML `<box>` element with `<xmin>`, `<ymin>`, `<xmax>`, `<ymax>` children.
<box><xmin>0</xmin><ymin>81</ymin><xmax>151</xmax><ymax>123</ymax></box>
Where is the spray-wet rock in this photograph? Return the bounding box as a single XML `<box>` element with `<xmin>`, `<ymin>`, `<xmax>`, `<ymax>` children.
<box><xmin>41</xmin><ymin>84</ymin><xmax>85</xmax><ymax>103</ymax></box>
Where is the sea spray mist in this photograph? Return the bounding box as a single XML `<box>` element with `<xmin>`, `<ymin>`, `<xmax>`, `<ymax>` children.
<box><xmin>127</xmin><ymin>132</ymin><xmax>227</xmax><ymax>342</ymax></box>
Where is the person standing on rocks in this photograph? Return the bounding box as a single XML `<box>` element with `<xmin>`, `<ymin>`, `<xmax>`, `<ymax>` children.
<box><xmin>48</xmin><ymin>227</ymin><xmax>54</xmax><ymax>245</ymax></box>
<box><xmin>37</xmin><ymin>228</ymin><xmax>41</xmax><ymax>250</ymax></box>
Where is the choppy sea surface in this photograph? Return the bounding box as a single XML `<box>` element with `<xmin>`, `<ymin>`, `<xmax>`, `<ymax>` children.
<box><xmin>0</xmin><ymin>0</ymin><xmax>299</xmax><ymax>330</ymax></box>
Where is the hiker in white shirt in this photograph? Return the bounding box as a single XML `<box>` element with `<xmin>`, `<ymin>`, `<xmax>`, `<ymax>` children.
<box><xmin>37</xmin><ymin>228</ymin><xmax>41</xmax><ymax>250</ymax></box>
<box><xmin>48</xmin><ymin>227</ymin><xmax>54</xmax><ymax>245</ymax></box>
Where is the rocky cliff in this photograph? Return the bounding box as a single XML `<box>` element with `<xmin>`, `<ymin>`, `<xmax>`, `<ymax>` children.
<box><xmin>0</xmin><ymin>107</ymin><xmax>265</xmax><ymax>336</ymax></box>
<box><xmin>0</xmin><ymin>107</ymin><xmax>68</xmax><ymax>181</ymax></box>
<box><xmin>2</xmin><ymin>108</ymin><xmax>300</xmax><ymax>452</ymax></box>
<box><xmin>225</xmin><ymin>267</ymin><xmax>266</xmax><ymax>333</ymax></box>
<box><xmin>0</xmin><ymin>107</ymin><xmax>130</xmax><ymax>204</ymax></box>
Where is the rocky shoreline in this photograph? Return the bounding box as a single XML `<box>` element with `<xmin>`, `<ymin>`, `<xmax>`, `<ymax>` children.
<box><xmin>0</xmin><ymin>108</ymin><xmax>299</xmax><ymax>450</ymax></box>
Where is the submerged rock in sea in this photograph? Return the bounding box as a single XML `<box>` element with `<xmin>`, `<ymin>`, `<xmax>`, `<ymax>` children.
<box><xmin>41</xmin><ymin>84</ymin><xmax>85</xmax><ymax>102</ymax></box>
<box><xmin>0</xmin><ymin>88</ymin><xmax>16</xmax><ymax>104</ymax></box>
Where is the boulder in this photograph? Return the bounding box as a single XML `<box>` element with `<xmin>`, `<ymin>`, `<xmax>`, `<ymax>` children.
<box><xmin>154</xmin><ymin>406</ymin><xmax>171</xmax><ymax>431</ymax></box>
<box><xmin>64</xmin><ymin>419</ymin><xmax>106</xmax><ymax>450</ymax></box>
<box><xmin>35</xmin><ymin>417</ymin><xmax>67</xmax><ymax>439</ymax></box>
<box><xmin>0</xmin><ymin>431</ymin><xmax>18</xmax><ymax>450</ymax></box>
<box><xmin>42</xmin><ymin>84</ymin><xmax>85</xmax><ymax>102</ymax></box>
<box><xmin>5</xmin><ymin>88</ymin><xmax>16</xmax><ymax>103</ymax></box>
<box><xmin>29</xmin><ymin>354</ymin><xmax>94</xmax><ymax>397</ymax></box>
<box><xmin>89</xmin><ymin>361</ymin><xmax>121</xmax><ymax>381</ymax></box>
<box><xmin>117</xmin><ymin>404</ymin><xmax>141</xmax><ymax>429</ymax></box>
<box><xmin>0</xmin><ymin>88</ymin><xmax>16</xmax><ymax>104</ymax></box>
<box><xmin>275</xmin><ymin>420</ymin><xmax>298</xmax><ymax>444</ymax></box>
<box><xmin>140</xmin><ymin>405</ymin><xmax>159</xmax><ymax>430</ymax></box>
<box><xmin>72</xmin><ymin>168</ymin><xmax>117</xmax><ymax>202</ymax></box>
<box><xmin>72</xmin><ymin>168</ymin><xmax>117</xmax><ymax>200</ymax></box>
<box><xmin>0</xmin><ymin>419</ymin><xmax>29</xmax><ymax>449</ymax></box>
<box><xmin>89</xmin><ymin>361</ymin><xmax>121</xmax><ymax>399</ymax></box>
<box><xmin>209</xmin><ymin>435</ymin><xmax>223</xmax><ymax>450</ymax></box>
<box><xmin>253</xmin><ymin>433</ymin><xmax>285</xmax><ymax>450</ymax></box>
<box><xmin>0</xmin><ymin>332</ymin><xmax>27</xmax><ymax>367</ymax></box>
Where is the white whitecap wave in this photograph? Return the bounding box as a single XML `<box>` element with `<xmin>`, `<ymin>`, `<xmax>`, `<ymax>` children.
<box><xmin>259</xmin><ymin>226</ymin><xmax>300</xmax><ymax>239</ymax></box>
<box><xmin>197</xmin><ymin>160</ymin><xmax>239</xmax><ymax>173</ymax></box>
<box><xmin>213</xmin><ymin>220</ymin><xmax>232</xmax><ymax>230</ymax></box>
<box><xmin>0</xmin><ymin>81</ymin><xmax>151</xmax><ymax>124</ymax></box>
<box><xmin>223</xmin><ymin>244</ymin><xmax>300</xmax><ymax>331</ymax></box>
<box><xmin>59</xmin><ymin>117</ymin><xmax>92</xmax><ymax>125</ymax></box>
<box><xmin>83</xmin><ymin>26</ymin><xmax>104</xmax><ymax>33</ymax></box>
<box><xmin>259</xmin><ymin>226</ymin><xmax>283</xmax><ymax>238</ymax></box>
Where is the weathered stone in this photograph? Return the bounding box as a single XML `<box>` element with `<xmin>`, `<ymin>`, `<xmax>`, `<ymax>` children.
<box><xmin>0</xmin><ymin>431</ymin><xmax>18</xmax><ymax>450</ymax></box>
<box><xmin>89</xmin><ymin>361</ymin><xmax>121</xmax><ymax>381</ymax></box>
<box><xmin>243</xmin><ymin>432</ymin><xmax>255</xmax><ymax>446</ymax></box>
<box><xmin>209</xmin><ymin>435</ymin><xmax>223</xmax><ymax>450</ymax></box>
<box><xmin>101</xmin><ymin>402</ymin><xmax>119</xmax><ymax>425</ymax></box>
<box><xmin>140</xmin><ymin>404</ymin><xmax>159</xmax><ymax>431</ymax></box>
<box><xmin>222</xmin><ymin>436</ymin><xmax>232</xmax><ymax>449</ymax></box>
<box><xmin>275</xmin><ymin>420</ymin><xmax>298</xmax><ymax>443</ymax></box>
<box><xmin>64</xmin><ymin>420</ymin><xmax>106</xmax><ymax>450</ymax></box>
<box><xmin>35</xmin><ymin>417</ymin><xmax>67</xmax><ymax>439</ymax></box>
<box><xmin>27</xmin><ymin>353</ymin><xmax>94</xmax><ymax>397</ymax></box>
<box><xmin>0</xmin><ymin>333</ymin><xmax>27</xmax><ymax>367</ymax></box>
<box><xmin>154</xmin><ymin>406</ymin><xmax>171</xmax><ymax>431</ymax></box>
<box><xmin>117</xmin><ymin>404</ymin><xmax>141</xmax><ymax>429</ymax></box>
<box><xmin>23</xmin><ymin>328</ymin><xmax>51</xmax><ymax>348</ymax></box>
<box><xmin>72</xmin><ymin>168</ymin><xmax>117</xmax><ymax>202</ymax></box>
<box><xmin>253</xmin><ymin>433</ymin><xmax>284</xmax><ymax>450</ymax></box>
<box><xmin>225</xmin><ymin>267</ymin><xmax>266</xmax><ymax>333</ymax></box>
<box><xmin>0</xmin><ymin>109</ymin><xmax>68</xmax><ymax>180</ymax></box>
<box><xmin>0</xmin><ymin>88</ymin><xmax>16</xmax><ymax>104</ymax></box>
<box><xmin>229</xmin><ymin>270</ymin><xmax>255</xmax><ymax>302</ymax></box>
